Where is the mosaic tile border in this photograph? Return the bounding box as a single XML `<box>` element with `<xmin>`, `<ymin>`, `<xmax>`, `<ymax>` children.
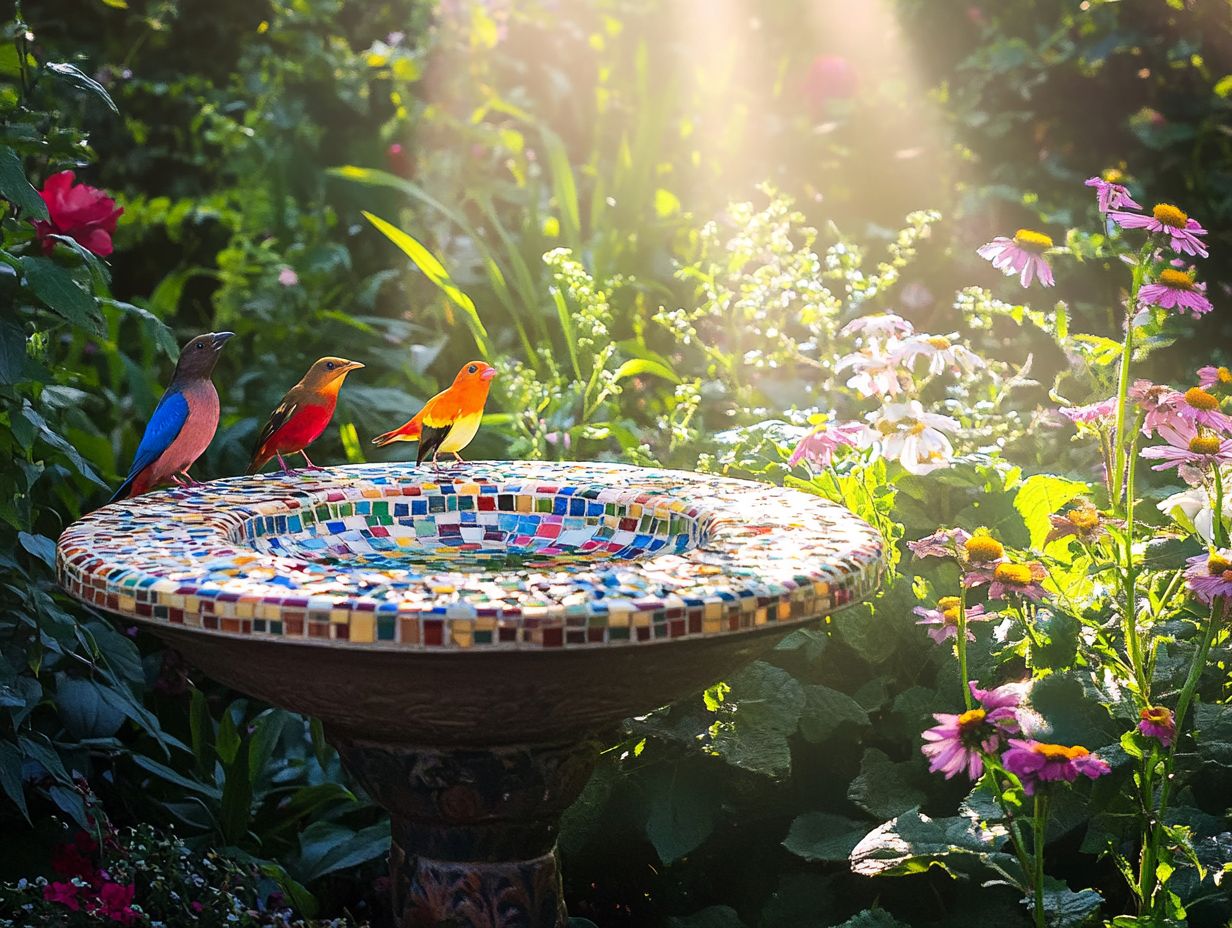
<box><xmin>57</xmin><ymin>462</ymin><xmax>884</xmax><ymax>650</ymax></box>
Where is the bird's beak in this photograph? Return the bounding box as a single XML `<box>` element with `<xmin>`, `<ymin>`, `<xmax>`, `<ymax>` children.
<box><xmin>342</xmin><ymin>360</ymin><xmax>365</xmax><ymax>373</ymax></box>
<box><xmin>481</xmin><ymin>367</ymin><xmax>497</xmax><ymax>381</ymax></box>
<box><xmin>211</xmin><ymin>332</ymin><xmax>236</xmax><ymax>350</ymax></box>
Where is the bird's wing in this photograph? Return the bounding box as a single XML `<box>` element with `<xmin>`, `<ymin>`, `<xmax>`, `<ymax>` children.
<box><xmin>111</xmin><ymin>390</ymin><xmax>189</xmax><ymax>500</ymax></box>
<box><xmin>420</xmin><ymin>387</ymin><xmax>465</xmax><ymax>429</ymax></box>
<box><xmin>253</xmin><ymin>396</ymin><xmax>299</xmax><ymax>454</ymax></box>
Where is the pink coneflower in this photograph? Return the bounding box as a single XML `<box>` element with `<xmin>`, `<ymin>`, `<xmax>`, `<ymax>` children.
<box><xmin>914</xmin><ymin>598</ymin><xmax>991</xmax><ymax>643</ymax></box>
<box><xmin>787</xmin><ymin>420</ymin><xmax>864</xmax><ymax>471</ymax></box>
<box><xmin>1058</xmin><ymin>397</ymin><xmax>1116</xmax><ymax>425</ymax></box>
<box><xmin>1198</xmin><ymin>366</ymin><xmax>1232</xmax><ymax>390</ymax></box>
<box><xmin>1141</xmin><ymin>423</ymin><xmax>1232</xmax><ymax>472</ymax></box>
<box><xmin>1001</xmin><ymin>739</ymin><xmax>1111</xmax><ymax>794</ymax></box>
<box><xmin>1044</xmin><ymin>500</ymin><xmax>1110</xmax><ymax>545</ymax></box>
<box><xmin>977</xmin><ymin>229</ymin><xmax>1055</xmax><ymax>288</ymax></box>
<box><xmin>921</xmin><ymin>681</ymin><xmax>1022</xmax><ymax>781</ymax></box>
<box><xmin>1085</xmin><ymin>175</ymin><xmax>1140</xmax><ymax>213</ymax></box>
<box><xmin>963</xmin><ymin>531</ymin><xmax>1006</xmax><ymax>565</ymax></box>
<box><xmin>1138</xmin><ymin>269</ymin><xmax>1212</xmax><ymax>317</ymax></box>
<box><xmin>1110</xmin><ymin>203</ymin><xmax>1209</xmax><ymax>258</ymax></box>
<box><xmin>1161</xmin><ymin>387</ymin><xmax>1232</xmax><ymax>434</ymax></box>
<box><xmin>1130</xmin><ymin>380</ymin><xmax>1181</xmax><ymax>437</ymax></box>
<box><xmin>1183</xmin><ymin>550</ymin><xmax>1232</xmax><ymax>605</ymax></box>
<box><xmin>907</xmin><ymin>527</ymin><xmax>972</xmax><ymax>560</ymax></box>
<box><xmin>964</xmin><ymin>560</ymin><xmax>1049</xmax><ymax>602</ymax></box>
<box><xmin>1137</xmin><ymin>706</ymin><xmax>1176</xmax><ymax>748</ymax></box>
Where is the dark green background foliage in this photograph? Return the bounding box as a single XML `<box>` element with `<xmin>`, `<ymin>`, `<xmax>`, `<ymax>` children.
<box><xmin>2</xmin><ymin>0</ymin><xmax>1231</xmax><ymax>925</ymax></box>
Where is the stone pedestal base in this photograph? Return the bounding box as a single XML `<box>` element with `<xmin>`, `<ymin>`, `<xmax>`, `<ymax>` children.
<box><xmin>332</xmin><ymin>737</ymin><xmax>601</xmax><ymax>928</ymax></box>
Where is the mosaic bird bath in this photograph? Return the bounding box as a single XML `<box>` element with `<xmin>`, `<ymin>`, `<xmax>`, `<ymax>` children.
<box><xmin>57</xmin><ymin>461</ymin><xmax>883</xmax><ymax>927</ymax></box>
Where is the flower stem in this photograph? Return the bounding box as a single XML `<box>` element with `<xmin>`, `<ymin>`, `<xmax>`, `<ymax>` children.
<box><xmin>1213</xmin><ymin>466</ymin><xmax>1228</xmax><ymax>549</ymax></box>
<box><xmin>1032</xmin><ymin>793</ymin><xmax>1050</xmax><ymax>928</ymax></box>
<box><xmin>1139</xmin><ymin>600</ymin><xmax>1222</xmax><ymax>913</ymax></box>
<box><xmin>959</xmin><ymin>586</ymin><xmax>972</xmax><ymax>709</ymax></box>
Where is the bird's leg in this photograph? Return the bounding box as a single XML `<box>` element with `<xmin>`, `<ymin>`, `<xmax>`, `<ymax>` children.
<box><xmin>452</xmin><ymin>451</ymin><xmax>466</xmax><ymax>465</ymax></box>
<box><xmin>171</xmin><ymin>474</ymin><xmax>185</xmax><ymax>486</ymax></box>
<box><xmin>276</xmin><ymin>452</ymin><xmax>294</xmax><ymax>474</ymax></box>
<box><xmin>300</xmin><ymin>449</ymin><xmax>321</xmax><ymax>471</ymax></box>
<box><xmin>180</xmin><ymin>470</ymin><xmax>200</xmax><ymax>486</ymax></box>
<box><xmin>431</xmin><ymin>449</ymin><xmax>441</xmax><ymax>475</ymax></box>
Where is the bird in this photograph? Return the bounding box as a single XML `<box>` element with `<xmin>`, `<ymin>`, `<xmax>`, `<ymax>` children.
<box><xmin>371</xmin><ymin>360</ymin><xmax>496</xmax><ymax>468</ymax></box>
<box><xmin>109</xmin><ymin>331</ymin><xmax>235</xmax><ymax>502</ymax></box>
<box><xmin>247</xmin><ymin>357</ymin><xmax>365</xmax><ymax>474</ymax></box>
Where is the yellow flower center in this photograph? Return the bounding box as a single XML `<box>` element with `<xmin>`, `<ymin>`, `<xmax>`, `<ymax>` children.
<box><xmin>876</xmin><ymin>419</ymin><xmax>896</xmax><ymax>436</ymax></box>
<box><xmin>1189</xmin><ymin>434</ymin><xmax>1222</xmax><ymax>455</ymax></box>
<box><xmin>1208</xmin><ymin>554</ymin><xmax>1232</xmax><ymax>575</ymax></box>
<box><xmin>1218</xmin><ymin>367</ymin><xmax>1232</xmax><ymax>385</ymax></box>
<box><xmin>926</xmin><ymin>336</ymin><xmax>952</xmax><ymax>350</ymax></box>
<box><xmin>1185</xmin><ymin>387</ymin><xmax>1219</xmax><ymax>411</ymax></box>
<box><xmin>1013</xmin><ymin>229</ymin><xmax>1053</xmax><ymax>252</ymax></box>
<box><xmin>1152</xmin><ymin>203</ymin><xmax>1189</xmax><ymax>228</ymax></box>
<box><xmin>1139</xmin><ymin>706</ymin><xmax>1170</xmax><ymax>725</ymax></box>
<box><xmin>957</xmin><ymin>708</ymin><xmax>986</xmax><ymax>732</ymax></box>
<box><xmin>965</xmin><ymin>535</ymin><xmax>1005</xmax><ymax>563</ymax></box>
<box><xmin>937</xmin><ymin>596</ymin><xmax>962</xmax><ymax>611</ymax></box>
<box><xmin>909</xmin><ymin>421</ymin><xmax>928</xmax><ymax>436</ymax></box>
<box><xmin>1102</xmin><ymin>168</ymin><xmax>1124</xmax><ymax>183</ymax></box>
<box><xmin>1067</xmin><ymin>508</ymin><xmax>1100</xmax><ymax>531</ymax></box>
<box><xmin>1157</xmin><ymin>269</ymin><xmax>1195</xmax><ymax>291</ymax></box>
<box><xmin>1031</xmin><ymin>742</ymin><xmax>1090</xmax><ymax>761</ymax></box>
<box><xmin>942</xmin><ymin>607</ymin><xmax>962</xmax><ymax>624</ymax></box>
<box><xmin>993</xmin><ymin>563</ymin><xmax>1034</xmax><ymax>586</ymax></box>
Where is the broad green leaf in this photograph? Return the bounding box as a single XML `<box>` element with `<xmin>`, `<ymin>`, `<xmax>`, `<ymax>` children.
<box><xmin>643</xmin><ymin>761</ymin><xmax>721</xmax><ymax>864</ymax></box>
<box><xmin>43</xmin><ymin>62</ymin><xmax>119</xmax><ymax>114</ymax></box>
<box><xmin>1033</xmin><ymin>879</ymin><xmax>1103</xmax><ymax>928</ymax></box>
<box><xmin>362</xmin><ymin>210</ymin><xmax>489</xmax><ymax>356</ymax></box>
<box><xmin>850</xmin><ymin>807</ymin><xmax>1010</xmax><ymax>878</ymax></box>
<box><xmin>783</xmin><ymin>811</ymin><xmax>869</xmax><ymax>862</ymax></box>
<box><xmin>846</xmin><ymin>749</ymin><xmax>928</xmax><ymax>820</ymax></box>
<box><xmin>833</xmin><ymin>910</ymin><xmax>911</xmax><ymax>928</ymax></box>
<box><xmin>19</xmin><ymin>255</ymin><xmax>105</xmax><ymax>336</ymax></box>
<box><xmin>613</xmin><ymin>358</ymin><xmax>681</xmax><ymax>384</ymax></box>
<box><xmin>0</xmin><ymin>146</ymin><xmax>47</xmax><ymax>218</ymax></box>
<box><xmin>1014</xmin><ymin>473</ymin><xmax>1089</xmax><ymax>551</ymax></box>
<box><xmin>0</xmin><ymin>742</ymin><xmax>29</xmax><ymax>820</ymax></box>
<box><xmin>706</xmin><ymin>661</ymin><xmax>805</xmax><ymax>778</ymax></box>
<box><xmin>798</xmin><ymin>685</ymin><xmax>869</xmax><ymax>742</ymax></box>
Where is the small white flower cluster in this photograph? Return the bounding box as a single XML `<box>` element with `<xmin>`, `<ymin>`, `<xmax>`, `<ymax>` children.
<box><xmin>832</xmin><ymin>312</ymin><xmax>987</xmax><ymax>475</ymax></box>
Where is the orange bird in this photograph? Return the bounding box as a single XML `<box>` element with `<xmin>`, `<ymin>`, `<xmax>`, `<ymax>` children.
<box><xmin>247</xmin><ymin>357</ymin><xmax>364</xmax><ymax>473</ymax></box>
<box><xmin>371</xmin><ymin>361</ymin><xmax>496</xmax><ymax>467</ymax></box>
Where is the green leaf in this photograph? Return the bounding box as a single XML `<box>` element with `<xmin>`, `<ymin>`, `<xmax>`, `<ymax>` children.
<box><xmin>43</xmin><ymin>62</ymin><xmax>119</xmax><ymax>114</ymax></box>
<box><xmin>294</xmin><ymin>820</ymin><xmax>391</xmax><ymax>882</ymax></box>
<box><xmin>706</xmin><ymin>661</ymin><xmax>805</xmax><ymax>778</ymax></box>
<box><xmin>362</xmin><ymin>211</ymin><xmax>488</xmax><ymax>356</ymax></box>
<box><xmin>20</xmin><ymin>400</ymin><xmax>107</xmax><ymax>487</ymax></box>
<box><xmin>219</xmin><ymin>739</ymin><xmax>252</xmax><ymax>844</ymax></box>
<box><xmin>758</xmin><ymin>872</ymin><xmax>835</xmax><ymax>928</ymax></box>
<box><xmin>846</xmin><ymin>749</ymin><xmax>928</xmax><ymax>820</ymax></box>
<box><xmin>0</xmin><ymin>316</ymin><xmax>31</xmax><ymax>385</ymax></box>
<box><xmin>1033</xmin><ymin>880</ymin><xmax>1103</xmax><ymax>927</ymax></box>
<box><xmin>0</xmin><ymin>742</ymin><xmax>29</xmax><ymax>820</ymax></box>
<box><xmin>798</xmin><ymin>685</ymin><xmax>869</xmax><ymax>742</ymax></box>
<box><xmin>833</xmin><ymin>910</ymin><xmax>911</xmax><ymax>928</ymax></box>
<box><xmin>130</xmin><ymin>754</ymin><xmax>222</xmax><ymax>800</ymax></box>
<box><xmin>783</xmin><ymin>811</ymin><xmax>869</xmax><ymax>862</ymax></box>
<box><xmin>644</xmin><ymin>761</ymin><xmax>721</xmax><ymax>864</ymax></box>
<box><xmin>19</xmin><ymin>256</ymin><xmax>105</xmax><ymax>336</ymax></box>
<box><xmin>0</xmin><ymin>146</ymin><xmax>47</xmax><ymax>217</ymax></box>
<box><xmin>1014</xmin><ymin>474</ymin><xmax>1090</xmax><ymax>551</ymax></box>
<box><xmin>666</xmin><ymin>906</ymin><xmax>745</xmax><ymax>928</ymax></box>
<box><xmin>17</xmin><ymin>531</ymin><xmax>55</xmax><ymax>567</ymax></box>
<box><xmin>850</xmin><ymin>808</ymin><xmax>1010</xmax><ymax>878</ymax></box>
<box><xmin>1215</xmin><ymin>74</ymin><xmax>1232</xmax><ymax>97</ymax></box>
<box><xmin>613</xmin><ymin>358</ymin><xmax>681</xmax><ymax>384</ymax></box>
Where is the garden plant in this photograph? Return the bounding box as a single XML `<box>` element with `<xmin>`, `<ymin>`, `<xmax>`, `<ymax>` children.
<box><xmin>2</xmin><ymin>0</ymin><xmax>1231</xmax><ymax>926</ymax></box>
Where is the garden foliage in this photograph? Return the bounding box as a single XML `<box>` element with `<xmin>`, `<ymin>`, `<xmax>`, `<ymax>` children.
<box><xmin>3</xmin><ymin>0</ymin><xmax>1231</xmax><ymax>925</ymax></box>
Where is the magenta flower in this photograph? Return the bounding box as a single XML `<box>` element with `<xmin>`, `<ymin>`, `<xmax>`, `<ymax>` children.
<box><xmin>1137</xmin><ymin>706</ymin><xmax>1176</xmax><ymax>748</ymax></box>
<box><xmin>907</xmin><ymin>527</ymin><xmax>972</xmax><ymax>559</ymax></box>
<box><xmin>1183</xmin><ymin>550</ymin><xmax>1232</xmax><ymax>605</ymax></box>
<box><xmin>1140</xmin><ymin>422</ymin><xmax>1232</xmax><ymax>472</ymax></box>
<box><xmin>1161</xmin><ymin>387</ymin><xmax>1232</xmax><ymax>434</ymax></box>
<box><xmin>43</xmin><ymin>880</ymin><xmax>83</xmax><ymax>912</ymax></box>
<box><xmin>1138</xmin><ymin>269</ymin><xmax>1212</xmax><ymax>317</ymax></box>
<box><xmin>1130</xmin><ymin>380</ymin><xmax>1182</xmax><ymax>437</ymax></box>
<box><xmin>921</xmin><ymin>681</ymin><xmax>1022</xmax><ymax>780</ymax></box>
<box><xmin>1085</xmin><ymin>176</ymin><xmax>1140</xmax><ymax>213</ymax></box>
<box><xmin>977</xmin><ymin>229</ymin><xmax>1055</xmax><ymax>288</ymax></box>
<box><xmin>1001</xmin><ymin>739</ymin><xmax>1111</xmax><ymax>794</ymax></box>
<box><xmin>787</xmin><ymin>420</ymin><xmax>865</xmax><ymax>471</ymax></box>
<box><xmin>964</xmin><ymin>560</ymin><xmax>1049</xmax><ymax>601</ymax></box>
<box><xmin>914</xmin><ymin>598</ymin><xmax>991</xmax><ymax>643</ymax></box>
<box><xmin>1197</xmin><ymin>366</ymin><xmax>1232</xmax><ymax>390</ymax></box>
<box><xmin>1110</xmin><ymin>203</ymin><xmax>1209</xmax><ymax>258</ymax></box>
<box><xmin>1058</xmin><ymin>397</ymin><xmax>1116</xmax><ymax>425</ymax></box>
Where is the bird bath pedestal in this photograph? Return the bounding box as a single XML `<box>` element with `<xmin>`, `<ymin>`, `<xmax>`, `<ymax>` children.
<box><xmin>57</xmin><ymin>462</ymin><xmax>883</xmax><ymax>927</ymax></box>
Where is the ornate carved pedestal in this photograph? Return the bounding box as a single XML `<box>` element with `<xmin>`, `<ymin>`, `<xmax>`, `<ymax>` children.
<box><xmin>334</xmin><ymin>738</ymin><xmax>601</xmax><ymax>928</ymax></box>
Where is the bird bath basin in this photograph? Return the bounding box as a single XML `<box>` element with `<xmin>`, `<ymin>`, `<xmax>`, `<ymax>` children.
<box><xmin>58</xmin><ymin>461</ymin><xmax>883</xmax><ymax>927</ymax></box>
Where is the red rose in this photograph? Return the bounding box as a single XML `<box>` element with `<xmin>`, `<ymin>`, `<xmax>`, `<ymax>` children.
<box><xmin>31</xmin><ymin>170</ymin><xmax>123</xmax><ymax>257</ymax></box>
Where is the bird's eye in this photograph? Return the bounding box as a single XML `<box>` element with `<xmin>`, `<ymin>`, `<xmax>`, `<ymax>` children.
<box><xmin>467</xmin><ymin>364</ymin><xmax>478</xmax><ymax>374</ymax></box>
<box><xmin>326</xmin><ymin>361</ymin><xmax>336</xmax><ymax>370</ymax></box>
<box><xmin>195</xmin><ymin>342</ymin><xmax>205</xmax><ymax>350</ymax></box>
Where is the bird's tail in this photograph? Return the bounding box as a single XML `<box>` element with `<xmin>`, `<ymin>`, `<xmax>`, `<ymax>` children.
<box><xmin>108</xmin><ymin>468</ymin><xmax>149</xmax><ymax>504</ymax></box>
<box><xmin>246</xmin><ymin>450</ymin><xmax>272</xmax><ymax>475</ymax></box>
<box><xmin>372</xmin><ymin>415</ymin><xmax>422</xmax><ymax>448</ymax></box>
